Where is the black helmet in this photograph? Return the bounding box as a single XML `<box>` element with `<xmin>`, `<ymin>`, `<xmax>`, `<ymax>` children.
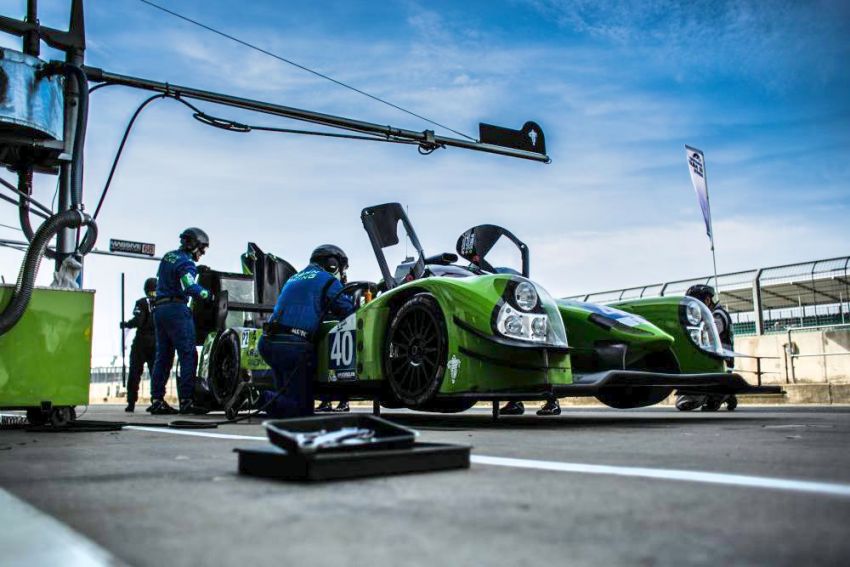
<box><xmin>179</xmin><ymin>227</ymin><xmax>210</xmax><ymax>260</ymax></box>
<box><xmin>686</xmin><ymin>284</ymin><xmax>716</xmax><ymax>304</ymax></box>
<box><xmin>144</xmin><ymin>277</ymin><xmax>157</xmax><ymax>294</ymax></box>
<box><xmin>310</xmin><ymin>244</ymin><xmax>348</xmax><ymax>277</ymax></box>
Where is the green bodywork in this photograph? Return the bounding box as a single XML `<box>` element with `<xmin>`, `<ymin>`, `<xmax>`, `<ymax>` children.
<box><xmin>556</xmin><ymin>299</ymin><xmax>675</xmax><ymax>372</ymax></box>
<box><xmin>0</xmin><ymin>286</ymin><xmax>94</xmax><ymax>408</ymax></box>
<box><xmin>611</xmin><ymin>296</ymin><xmax>725</xmax><ymax>373</ymax></box>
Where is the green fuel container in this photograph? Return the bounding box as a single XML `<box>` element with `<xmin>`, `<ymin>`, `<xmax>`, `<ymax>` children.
<box><xmin>0</xmin><ymin>285</ymin><xmax>94</xmax><ymax>409</ymax></box>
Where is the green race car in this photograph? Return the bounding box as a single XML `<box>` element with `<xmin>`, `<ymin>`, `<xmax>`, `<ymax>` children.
<box><xmin>455</xmin><ymin>224</ymin><xmax>779</xmax><ymax>408</ymax></box>
<box><xmin>193</xmin><ymin>204</ymin><xmax>778</xmax><ymax>414</ymax></box>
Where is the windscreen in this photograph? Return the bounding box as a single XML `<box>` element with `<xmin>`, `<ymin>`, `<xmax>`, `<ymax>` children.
<box><xmin>221</xmin><ymin>276</ymin><xmax>255</xmax><ymax>328</ymax></box>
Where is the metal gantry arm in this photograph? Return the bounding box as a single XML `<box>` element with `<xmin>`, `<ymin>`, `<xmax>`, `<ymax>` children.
<box><xmin>82</xmin><ymin>66</ymin><xmax>550</xmax><ymax>164</ymax></box>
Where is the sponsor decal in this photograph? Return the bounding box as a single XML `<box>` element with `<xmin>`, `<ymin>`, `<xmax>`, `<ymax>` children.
<box><xmin>448</xmin><ymin>355</ymin><xmax>461</xmax><ymax>384</ymax></box>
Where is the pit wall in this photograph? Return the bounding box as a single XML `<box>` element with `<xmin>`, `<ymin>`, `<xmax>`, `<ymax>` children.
<box><xmin>734</xmin><ymin>328</ymin><xmax>850</xmax><ymax>404</ymax></box>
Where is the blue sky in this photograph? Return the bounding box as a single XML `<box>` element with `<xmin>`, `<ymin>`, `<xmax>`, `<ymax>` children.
<box><xmin>1</xmin><ymin>0</ymin><xmax>848</xmax><ymax>364</ymax></box>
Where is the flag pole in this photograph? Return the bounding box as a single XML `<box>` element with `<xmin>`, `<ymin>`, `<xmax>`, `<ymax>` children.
<box><xmin>703</xmin><ymin>157</ymin><xmax>721</xmax><ymax>296</ymax></box>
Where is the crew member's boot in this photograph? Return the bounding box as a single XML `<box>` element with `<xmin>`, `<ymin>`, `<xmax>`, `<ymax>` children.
<box><xmin>179</xmin><ymin>399</ymin><xmax>210</xmax><ymax>415</ymax></box>
<box><xmin>333</xmin><ymin>401</ymin><xmax>350</xmax><ymax>412</ymax></box>
<box><xmin>499</xmin><ymin>401</ymin><xmax>525</xmax><ymax>415</ymax></box>
<box><xmin>148</xmin><ymin>399</ymin><xmax>178</xmax><ymax>415</ymax></box>
<box><xmin>537</xmin><ymin>399</ymin><xmax>561</xmax><ymax>416</ymax></box>
<box><xmin>316</xmin><ymin>400</ymin><xmax>334</xmax><ymax>412</ymax></box>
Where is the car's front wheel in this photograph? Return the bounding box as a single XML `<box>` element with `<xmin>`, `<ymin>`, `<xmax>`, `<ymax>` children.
<box><xmin>384</xmin><ymin>293</ymin><xmax>448</xmax><ymax>407</ymax></box>
<box><xmin>210</xmin><ymin>330</ymin><xmax>242</xmax><ymax>405</ymax></box>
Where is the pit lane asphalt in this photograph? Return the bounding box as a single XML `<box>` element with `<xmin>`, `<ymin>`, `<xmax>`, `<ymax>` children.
<box><xmin>2</xmin><ymin>405</ymin><xmax>850</xmax><ymax>566</ymax></box>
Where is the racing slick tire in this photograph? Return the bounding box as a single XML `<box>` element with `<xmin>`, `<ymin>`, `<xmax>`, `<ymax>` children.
<box><xmin>701</xmin><ymin>398</ymin><xmax>723</xmax><ymax>412</ymax></box>
<box><xmin>384</xmin><ymin>293</ymin><xmax>448</xmax><ymax>407</ymax></box>
<box><xmin>210</xmin><ymin>330</ymin><xmax>242</xmax><ymax>406</ymax></box>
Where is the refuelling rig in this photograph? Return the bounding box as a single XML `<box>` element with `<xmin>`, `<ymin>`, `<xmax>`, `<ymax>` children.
<box><xmin>0</xmin><ymin>1</ymin><xmax>548</xmax><ymax>425</ymax></box>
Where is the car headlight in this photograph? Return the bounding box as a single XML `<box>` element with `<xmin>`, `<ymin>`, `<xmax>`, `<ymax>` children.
<box><xmin>685</xmin><ymin>301</ymin><xmax>703</xmax><ymax>325</ymax></box>
<box><xmin>490</xmin><ymin>279</ymin><xmax>568</xmax><ymax>347</ymax></box>
<box><xmin>680</xmin><ymin>298</ymin><xmax>722</xmax><ymax>355</ymax></box>
<box><xmin>504</xmin><ymin>314</ymin><xmax>524</xmax><ymax>335</ymax></box>
<box><xmin>496</xmin><ymin>305</ymin><xmax>550</xmax><ymax>343</ymax></box>
<box><xmin>514</xmin><ymin>281</ymin><xmax>538</xmax><ymax>311</ymax></box>
<box><xmin>531</xmin><ymin>316</ymin><xmax>548</xmax><ymax>338</ymax></box>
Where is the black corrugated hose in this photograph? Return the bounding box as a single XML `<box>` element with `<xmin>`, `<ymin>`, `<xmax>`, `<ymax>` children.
<box><xmin>0</xmin><ymin>208</ymin><xmax>97</xmax><ymax>336</ymax></box>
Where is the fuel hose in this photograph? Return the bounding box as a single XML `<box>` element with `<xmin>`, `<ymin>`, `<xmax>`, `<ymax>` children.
<box><xmin>0</xmin><ymin>208</ymin><xmax>97</xmax><ymax>336</ymax></box>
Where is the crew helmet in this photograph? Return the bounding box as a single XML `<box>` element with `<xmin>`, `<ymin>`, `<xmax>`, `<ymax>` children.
<box><xmin>686</xmin><ymin>284</ymin><xmax>716</xmax><ymax>306</ymax></box>
<box><xmin>143</xmin><ymin>277</ymin><xmax>158</xmax><ymax>294</ymax></box>
<box><xmin>310</xmin><ymin>244</ymin><xmax>348</xmax><ymax>277</ymax></box>
<box><xmin>179</xmin><ymin>227</ymin><xmax>210</xmax><ymax>259</ymax></box>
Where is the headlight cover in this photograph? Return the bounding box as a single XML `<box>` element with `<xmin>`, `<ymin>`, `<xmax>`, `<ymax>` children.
<box><xmin>685</xmin><ymin>301</ymin><xmax>703</xmax><ymax>326</ymax></box>
<box><xmin>514</xmin><ymin>281</ymin><xmax>538</xmax><ymax>311</ymax></box>
<box><xmin>493</xmin><ymin>279</ymin><xmax>567</xmax><ymax>347</ymax></box>
<box><xmin>680</xmin><ymin>297</ymin><xmax>722</xmax><ymax>355</ymax></box>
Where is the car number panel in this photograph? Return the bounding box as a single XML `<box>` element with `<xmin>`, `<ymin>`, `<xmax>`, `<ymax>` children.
<box><xmin>327</xmin><ymin>314</ymin><xmax>357</xmax><ymax>382</ymax></box>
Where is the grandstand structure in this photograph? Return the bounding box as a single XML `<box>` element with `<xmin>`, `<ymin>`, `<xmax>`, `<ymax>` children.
<box><xmin>565</xmin><ymin>256</ymin><xmax>850</xmax><ymax>337</ymax></box>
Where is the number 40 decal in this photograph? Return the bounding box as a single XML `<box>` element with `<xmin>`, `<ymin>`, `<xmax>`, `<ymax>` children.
<box><xmin>329</xmin><ymin>315</ymin><xmax>357</xmax><ymax>370</ymax></box>
<box><xmin>330</xmin><ymin>330</ymin><xmax>355</xmax><ymax>368</ymax></box>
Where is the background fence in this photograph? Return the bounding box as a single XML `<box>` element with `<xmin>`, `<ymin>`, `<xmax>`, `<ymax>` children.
<box><xmin>565</xmin><ymin>255</ymin><xmax>850</xmax><ymax>337</ymax></box>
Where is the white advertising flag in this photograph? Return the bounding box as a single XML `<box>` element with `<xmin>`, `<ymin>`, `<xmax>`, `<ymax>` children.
<box><xmin>685</xmin><ymin>145</ymin><xmax>713</xmax><ymax>245</ymax></box>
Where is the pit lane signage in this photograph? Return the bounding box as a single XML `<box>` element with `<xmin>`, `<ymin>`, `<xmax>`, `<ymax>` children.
<box><xmin>109</xmin><ymin>238</ymin><xmax>156</xmax><ymax>256</ymax></box>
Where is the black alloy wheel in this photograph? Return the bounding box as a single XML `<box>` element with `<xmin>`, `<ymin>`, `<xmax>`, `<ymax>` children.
<box><xmin>210</xmin><ymin>330</ymin><xmax>242</xmax><ymax>405</ymax></box>
<box><xmin>384</xmin><ymin>293</ymin><xmax>448</xmax><ymax>406</ymax></box>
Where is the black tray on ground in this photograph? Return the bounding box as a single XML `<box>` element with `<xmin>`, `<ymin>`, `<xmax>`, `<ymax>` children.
<box><xmin>263</xmin><ymin>414</ymin><xmax>416</xmax><ymax>454</ymax></box>
<box><xmin>235</xmin><ymin>442</ymin><xmax>471</xmax><ymax>482</ymax></box>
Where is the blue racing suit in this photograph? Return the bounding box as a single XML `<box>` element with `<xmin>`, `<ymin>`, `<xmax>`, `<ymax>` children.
<box><xmin>258</xmin><ymin>263</ymin><xmax>355</xmax><ymax>417</ymax></box>
<box><xmin>150</xmin><ymin>249</ymin><xmax>210</xmax><ymax>402</ymax></box>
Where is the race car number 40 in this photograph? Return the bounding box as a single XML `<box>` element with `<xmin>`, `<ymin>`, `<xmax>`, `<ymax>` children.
<box><xmin>328</xmin><ymin>315</ymin><xmax>357</xmax><ymax>379</ymax></box>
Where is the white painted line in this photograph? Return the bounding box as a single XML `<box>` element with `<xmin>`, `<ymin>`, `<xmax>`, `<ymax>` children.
<box><xmin>0</xmin><ymin>488</ymin><xmax>124</xmax><ymax>567</ymax></box>
<box><xmin>123</xmin><ymin>425</ymin><xmax>850</xmax><ymax>498</ymax></box>
<box><xmin>470</xmin><ymin>455</ymin><xmax>850</xmax><ymax>498</ymax></box>
<box><xmin>124</xmin><ymin>425</ymin><xmax>265</xmax><ymax>440</ymax></box>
